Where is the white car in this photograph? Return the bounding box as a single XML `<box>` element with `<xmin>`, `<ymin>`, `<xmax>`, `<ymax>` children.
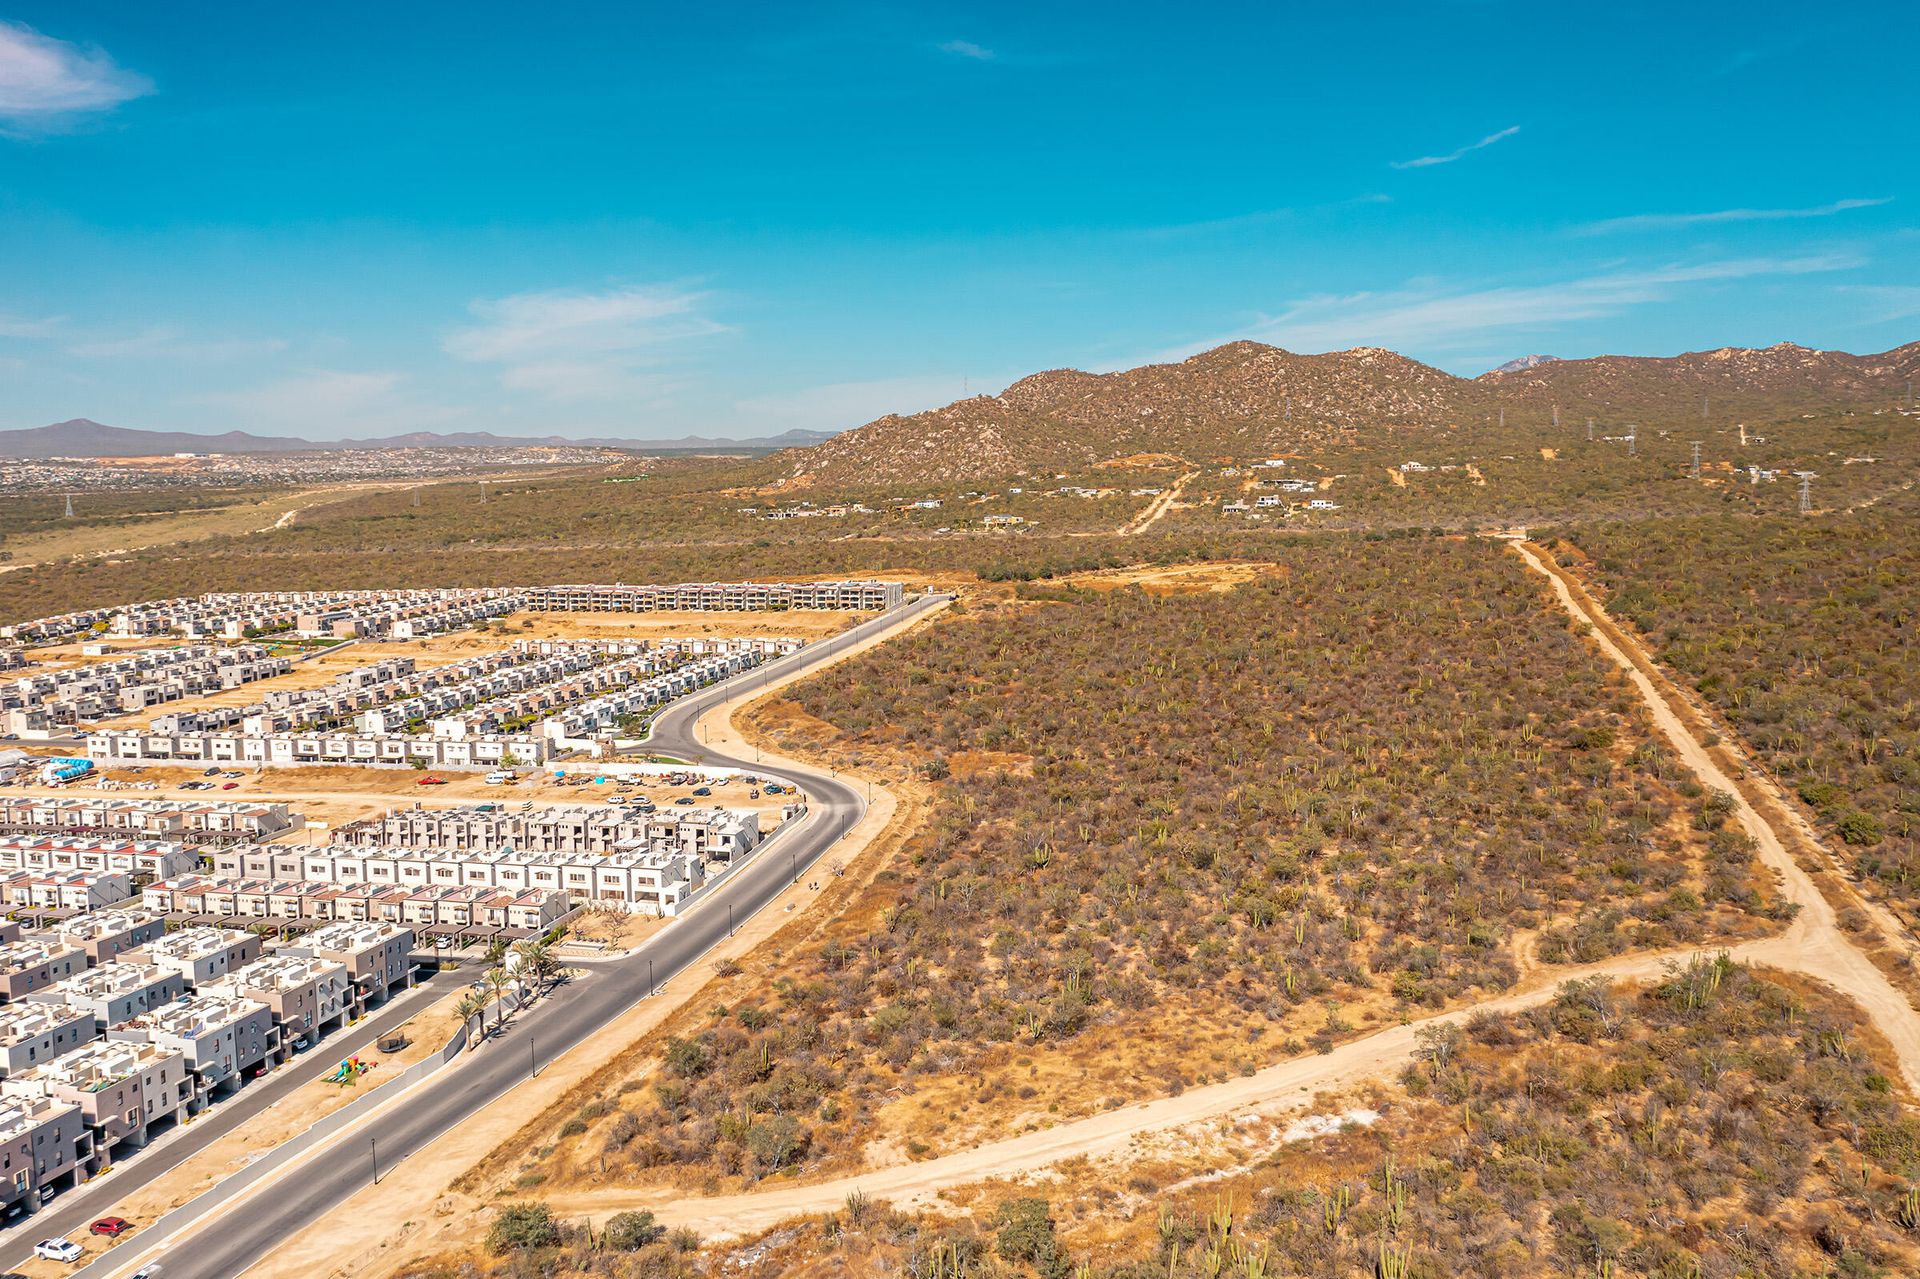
<box><xmin>35</xmin><ymin>1237</ymin><xmax>84</xmax><ymax>1261</ymax></box>
<box><xmin>484</xmin><ymin>770</ymin><xmax>512</xmax><ymax>784</ymax></box>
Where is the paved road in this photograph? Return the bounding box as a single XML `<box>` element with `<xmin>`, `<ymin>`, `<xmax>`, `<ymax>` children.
<box><xmin>118</xmin><ymin>594</ymin><xmax>945</xmax><ymax>1279</ymax></box>
<box><xmin>0</xmin><ymin>966</ymin><xmax>458</xmax><ymax>1267</ymax></box>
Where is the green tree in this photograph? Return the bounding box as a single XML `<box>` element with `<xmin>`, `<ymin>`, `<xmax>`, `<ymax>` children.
<box><xmin>486</xmin><ymin>1203</ymin><xmax>559</xmax><ymax>1254</ymax></box>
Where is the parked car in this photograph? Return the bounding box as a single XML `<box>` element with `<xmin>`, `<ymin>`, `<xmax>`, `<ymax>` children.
<box><xmin>221</xmin><ymin>782</ymin><xmax>239</xmax><ymax>790</ymax></box>
<box><xmin>90</xmin><ymin>1216</ymin><xmax>133</xmax><ymax>1237</ymax></box>
<box><xmin>202</xmin><ymin>767</ymin><xmax>221</xmax><ymax>777</ymax></box>
<box><xmin>34</xmin><ymin>1239</ymin><xmax>83</xmax><ymax>1262</ymax></box>
<box><xmin>291</xmin><ymin>1036</ymin><xmax>311</xmax><ymax>1052</ymax></box>
<box><xmin>416</xmin><ymin>776</ymin><xmax>446</xmax><ymax>786</ymax></box>
<box><xmin>692</xmin><ymin>786</ymin><xmax>712</xmax><ymax>796</ymax></box>
<box><xmin>673</xmin><ymin>797</ymin><xmax>695</xmax><ymax>805</ymax></box>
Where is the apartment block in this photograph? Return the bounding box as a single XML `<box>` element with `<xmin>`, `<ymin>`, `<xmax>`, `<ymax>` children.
<box><xmin>57</xmin><ymin>909</ymin><xmax>167</xmax><ymax>965</ymax></box>
<box><xmin>0</xmin><ymin>870</ymin><xmax>136</xmax><ymax>915</ymax></box>
<box><xmin>0</xmin><ymin>942</ymin><xmax>85</xmax><ymax>1003</ymax></box>
<box><xmin>135</xmin><ymin>927</ymin><xmax>263</xmax><ymax>987</ymax></box>
<box><xmin>215</xmin><ymin>954</ymin><xmax>350</xmax><ymax>1040</ymax></box>
<box><xmin>293</xmin><ymin>920</ymin><xmax>415</xmax><ymax>1005</ymax></box>
<box><xmin>0</xmin><ymin>1002</ymin><xmax>96</xmax><ymax>1076</ymax></box>
<box><xmin>0</xmin><ymin>1038</ymin><xmax>190</xmax><ymax>1154</ymax></box>
<box><xmin>34</xmin><ymin>963</ymin><xmax>183</xmax><ymax>1030</ymax></box>
<box><xmin>108</xmin><ymin>994</ymin><xmax>274</xmax><ymax>1092</ymax></box>
<box><xmin>0</xmin><ymin>1094</ymin><xmax>91</xmax><ymax>1208</ymax></box>
<box><xmin>335</xmin><ymin>803</ymin><xmax>759</xmax><ymax>859</ymax></box>
<box><xmin>86</xmin><ymin>727</ymin><xmax>549</xmax><ymax>769</ymax></box>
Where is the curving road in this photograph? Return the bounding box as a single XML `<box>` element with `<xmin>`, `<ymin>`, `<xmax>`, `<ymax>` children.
<box><xmin>75</xmin><ymin>593</ymin><xmax>948</xmax><ymax>1279</ymax></box>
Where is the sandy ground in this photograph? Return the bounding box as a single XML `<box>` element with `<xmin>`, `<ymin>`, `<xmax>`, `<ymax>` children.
<box><xmin>149</xmin><ymin>597</ymin><xmax>955</xmax><ymax>1279</ymax></box>
<box><xmin>1385</xmin><ymin>466</ymin><xmax>1406</xmax><ymax>487</ymax></box>
<box><xmin>1061</xmin><ymin>562</ymin><xmax>1281</xmax><ymax>596</ymax></box>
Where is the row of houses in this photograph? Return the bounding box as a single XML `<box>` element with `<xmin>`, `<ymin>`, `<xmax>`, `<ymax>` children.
<box><xmin>0</xmin><ymin>796</ymin><xmax>299</xmax><ymax>842</ymax></box>
<box><xmin>84</xmin><ymin>726</ymin><xmax>550</xmax><ymax>769</ymax></box>
<box><xmin>523</xmin><ymin>580</ymin><xmax>903</xmax><ymax>613</ymax></box>
<box><xmin>0</xmin><ymin>834</ymin><xmax>209</xmax><ymax>881</ymax></box>
<box><xmin>258</xmin><ymin>646</ymin><xmax>542</xmax><ymax>731</ymax></box>
<box><xmin>337</xmin><ymin>802</ymin><xmax>759</xmax><ymax>858</ymax></box>
<box><xmin>209</xmin><ymin>844</ymin><xmax>704</xmax><ymax>915</ymax></box>
<box><xmin>3</xmin><ymin>643</ymin><xmax>289</xmax><ymax>727</ymax></box>
<box><xmin>2</xmin><ymin>580</ymin><xmax>904</xmax><ymax>647</ymax></box>
<box><xmin>144</xmin><ymin>875</ymin><xmax>571</xmax><ymax>931</ymax></box>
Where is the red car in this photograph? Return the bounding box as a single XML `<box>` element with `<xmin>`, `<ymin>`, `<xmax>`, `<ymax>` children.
<box><xmin>221</xmin><ymin>782</ymin><xmax>239</xmax><ymax>790</ymax></box>
<box><xmin>416</xmin><ymin>776</ymin><xmax>447</xmax><ymax>786</ymax></box>
<box><xmin>90</xmin><ymin>1216</ymin><xmax>133</xmax><ymax>1236</ymax></box>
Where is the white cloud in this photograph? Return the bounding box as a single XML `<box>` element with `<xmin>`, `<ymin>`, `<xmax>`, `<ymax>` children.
<box><xmin>1839</xmin><ymin>285</ymin><xmax>1920</xmax><ymax>324</ymax></box>
<box><xmin>1575</xmin><ymin>197</ymin><xmax>1892</xmax><ymax>235</ymax></box>
<box><xmin>444</xmin><ymin>283</ymin><xmax>727</xmax><ymax>402</ymax></box>
<box><xmin>1160</xmin><ymin>253</ymin><xmax>1865</xmax><ymax>360</ymax></box>
<box><xmin>1390</xmin><ymin>125</ymin><xmax>1520</xmax><ymax>170</ymax></box>
<box><xmin>0</xmin><ymin>312</ymin><xmax>64</xmax><ymax>338</ymax></box>
<box><xmin>733</xmin><ymin>374</ymin><xmax>981</xmax><ymax>432</ymax></box>
<box><xmin>65</xmin><ymin>326</ymin><xmax>288</xmax><ymax>362</ymax></box>
<box><xmin>938</xmin><ymin>40</ymin><xmax>994</xmax><ymax>61</ymax></box>
<box><xmin>199</xmin><ymin>370</ymin><xmax>462</xmax><ymax>437</ymax></box>
<box><xmin>0</xmin><ymin>21</ymin><xmax>152</xmax><ymax>128</ymax></box>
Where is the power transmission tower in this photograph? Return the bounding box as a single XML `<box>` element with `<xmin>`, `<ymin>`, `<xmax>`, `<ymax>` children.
<box><xmin>1702</xmin><ymin>393</ymin><xmax>1709</xmax><ymax>420</ymax></box>
<box><xmin>478</xmin><ymin>481</ymin><xmax>486</xmax><ymax>504</ymax></box>
<box><xmin>1627</xmin><ymin>431</ymin><xmax>1637</xmax><ymax>457</ymax></box>
<box><xmin>1551</xmin><ymin>403</ymin><xmax>1561</xmax><ymax>429</ymax></box>
<box><xmin>1498</xmin><ymin>407</ymin><xmax>1505</xmax><ymax>430</ymax></box>
<box><xmin>1586</xmin><ymin>417</ymin><xmax>1594</xmax><ymax>442</ymax></box>
<box><xmin>1795</xmin><ymin>471</ymin><xmax>1816</xmax><ymax>514</ymax></box>
<box><xmin>1689</xmin><ymin>441</ymin><xmax>1702</xmax><ymax>480</ymax></box>
<box><xmin>62</xmin><ymin>492</ymin><xmax>76</xmax><ymax>518</ymax></box>
<box><xmin>1284</xmin><ymin>396</ymin><xmax>1292</xmax><ymax>420</ymax></box>
<box><xmin>411</xmin><ymin>488</ymin><xmax>420</xmax><ymax>508</ymax></box>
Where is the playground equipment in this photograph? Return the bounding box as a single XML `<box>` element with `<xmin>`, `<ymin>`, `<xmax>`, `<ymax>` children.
<box><xmin>323</xmin><ymin>1055</ymin><xmax>375</xmax><ymax>1086</ymax></box>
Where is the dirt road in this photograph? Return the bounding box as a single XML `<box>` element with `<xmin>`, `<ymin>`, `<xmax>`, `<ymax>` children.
<box><xmin>1118</xmin><ymin>470</ymin><xmax>1196</xmax><ymax>535</ymax></box>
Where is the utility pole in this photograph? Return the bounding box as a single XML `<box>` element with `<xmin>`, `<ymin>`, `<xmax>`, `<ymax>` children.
<box><xmin>1689</xmin><ymin>441</ymin><xmax>1703</xmax><ymax>480</ymax></box>
<box><xmin>411</xmin><ymin>488</ymin><xmax>420</xmax><ymax>508</ymax></box>
<box><xmin>478</xmin><ymin>481</ymin><xmax>486</xmax><ymax>504</ymax></box>
<box><xmin>371</xmin><ymin>1135</ymin><xmax>380</xmax><ymax>1185</ymax></box>
<box><xmin>1702</xmin><ymin>393</ymin><xmax>1709</xmax><ymax>420</ymax></box>
<box><xmin>1586</xmin><ymin>417</ymin><xmax>1594</xmax><ymax>443</ymax></box>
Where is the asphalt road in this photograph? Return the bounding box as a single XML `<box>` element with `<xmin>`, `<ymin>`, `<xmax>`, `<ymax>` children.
<box><xmin>0</xmin><ymin>966</ymin><xmax>459</xmax><ymax>1267</ymax></box>
<box><xmin>116</xmin><ymin>594</ymin><xmax>945</xmax><ymax>1279</ymax></box>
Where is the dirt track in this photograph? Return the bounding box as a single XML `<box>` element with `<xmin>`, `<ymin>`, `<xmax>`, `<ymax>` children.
<box><xmin>527</xmin><ymin>539</ymin><xmax>1920</xmax><ymax>1241</ymax></box>
<box><xmin>1118</xmin><ymin>470</ymin><xmax>1195</xmax><ymax>535</ymax></box>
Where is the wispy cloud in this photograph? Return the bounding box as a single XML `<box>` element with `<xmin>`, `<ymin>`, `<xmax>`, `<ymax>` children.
<box><xmin>0</xmin><ymin>20</ymin><xmax>152</xmax><ymax>131</ymax></box>
<box><xmin>1839</xmin><ymin>285</ymin><xmax>1920</xmax><ymax>324</ymax></box>
<box><xmin>444</xmin><ymin>283</ymin><xmax>728</xmax><ymax>403</ymax></box>
<box><xmin>64</xmin><ymin>326</ymin><xmax>287</xmax><ymax>362</ymax></box>
<box><xmin>1577</xmin><ymin>197</ymin><xmax>1892</xmax><ymax>236</ymax></box>
<box><xmin>1160</xmin><ymin>253</ymin><xmax>1864</xmax><ymax>360</ymax></box>
<box><xmin>1390</xmin><ymin>125</ymin><xmax>1519</xmax><ymax>170</ymax></box>
<box><xmin>0</xmin><ymin>312</ymin><xmax>64</xmax><ymax>338</ymax></box>
<box><xmin>1136</xmin><ymin>194</ymin><xmax>1392</xmax><ymax>241</ymax></box>
<box><xmin>938</xmin><ymin>40</ymin><xmax>994</xmax><ymax>61</ymax></box>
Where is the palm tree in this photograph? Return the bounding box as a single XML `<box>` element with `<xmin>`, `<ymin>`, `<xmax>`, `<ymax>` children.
<box><xmin>484</xmin><ymin>966</ymin><xmax>512</xmax><ymax>1033</ymax></box>
<box><xmin>454</xmin><ymin>991</ymin><xmax>487</xmax><ymax>1050</ymax></box>
<box><xmin>513</xmin><ymin>939</ymin><xmax>556</xmax><ymax>998</ymax></box>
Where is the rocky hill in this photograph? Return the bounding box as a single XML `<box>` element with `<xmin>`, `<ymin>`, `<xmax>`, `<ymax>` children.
<box><xmin>783</xmin><ymin>340</ymin><xmax>1920</xmax><ymax>485</ymax></box>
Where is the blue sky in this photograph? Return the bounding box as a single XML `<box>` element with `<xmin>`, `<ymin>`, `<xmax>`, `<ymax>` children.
<box><xmin>1</xmin><ymin>2</ymin><xmax>1915</xmax><ymax>441</ymax></box>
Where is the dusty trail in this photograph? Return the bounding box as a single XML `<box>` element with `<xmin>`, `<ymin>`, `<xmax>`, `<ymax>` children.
<box><xmin>530</xmin><ymin>540</ymin><xmax>1920</xmax><ymax>1243</ymax></box>
<box><xmin>1119</xmin><ymin>470</ymin><xmax>1195</xmax><ymax>535</ymax></box>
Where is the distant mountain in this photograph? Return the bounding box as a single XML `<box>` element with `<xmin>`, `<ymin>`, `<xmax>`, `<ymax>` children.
<box><xmin>1492</xmin><ymin>354</ymin><xmax>1559</xmax><ymax>374</ymax></box>
<box><xmin>0</xmin><ymin>420</ymin><xmax>836</xmax><ymax>460</ymax></box>
<box><xmin>784</xmin><ymin>339</ymin><xmax>1920</xmax><ymax>484</ymax></box>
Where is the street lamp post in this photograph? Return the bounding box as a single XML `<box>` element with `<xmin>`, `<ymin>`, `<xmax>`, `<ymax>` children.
<box><xmin>648</xmin><ymin>957</ymin><xmax>654</xmax><ymax>997</ymax></box>
<box><xmin>371</xmin><ymin>1135</ymin><xmax>379</xmax><ymax>1185</ymax></box>
<box><xmin>530</xmin><ymin>1035</ymin><xmax>537</xmax><ymax>1079</ymax></box>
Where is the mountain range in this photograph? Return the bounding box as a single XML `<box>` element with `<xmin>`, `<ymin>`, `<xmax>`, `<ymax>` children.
<box><xmin>0</xmin><ymin>420</ymin><xmax>836</xmax><ymax>460</ymax></box>
<box><xmin>786</xmin><ymin>339</ymin><xmax>1920</xmax><ymax>484</ymax></box>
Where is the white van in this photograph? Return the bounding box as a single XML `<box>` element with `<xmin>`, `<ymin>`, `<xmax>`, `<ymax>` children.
<box><xmin>484</xmin><ymin>770</ymin><xmax>513</xmax><ymax>785</ymax></box>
